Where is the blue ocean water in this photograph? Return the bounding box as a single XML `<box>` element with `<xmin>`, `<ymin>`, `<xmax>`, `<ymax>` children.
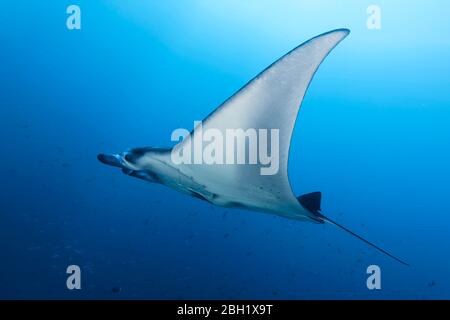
<box><xmin>1</xmin><ymin>0</ymin><xmax>449</xmax><ymax>299</ymax></box>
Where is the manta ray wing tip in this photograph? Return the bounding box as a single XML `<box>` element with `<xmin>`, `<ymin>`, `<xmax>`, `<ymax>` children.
<box><xmin>310</xmin><ymin>28</ymin><xmax>350</xmax><ymax>45</ymax></box>
<box><xmin>328</xmin><ymin>28</ymin><xmax>350</xmax><ymax>37</ymax></box>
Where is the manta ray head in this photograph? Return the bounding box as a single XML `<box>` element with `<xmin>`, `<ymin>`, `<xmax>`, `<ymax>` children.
<box><xmin>97</xmin><ymin>147</ymin><xmax>170</xmax><ymax>183</ymax></box>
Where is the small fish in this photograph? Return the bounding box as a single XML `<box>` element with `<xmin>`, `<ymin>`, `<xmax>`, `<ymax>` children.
<box><xmin>112</xmin><ymin>286</ymin><xmax>122</xmax><ymax>293</ymax></box>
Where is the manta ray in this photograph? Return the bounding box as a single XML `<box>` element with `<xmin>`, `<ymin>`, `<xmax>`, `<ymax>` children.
<box><xmin>98</xmin><ymin>29</ymin><xmax>408</xmax><ymax>265</ymax></box>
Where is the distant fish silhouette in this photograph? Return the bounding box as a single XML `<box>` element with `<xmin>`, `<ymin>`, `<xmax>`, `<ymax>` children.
<box><xmin>61</xmin><ymin>162</ymin><xmax>71</xmax><ymax>168</ymax></box>
<box><xmin>98</xmin><ymin>29</ymin><xmax>408</xmax><ymax>265</ymax></box>
<box><xmin>112</xmin><ymin>286</ymin><xmax>122</xmax><ymax>293</ymax></box>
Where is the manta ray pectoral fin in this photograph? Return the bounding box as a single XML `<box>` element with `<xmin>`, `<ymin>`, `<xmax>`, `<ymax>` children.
<box><xmin>174</xmin><ymin>29</ymin><xmax>351</xmax><ymax>213</ymax></box>
<box><xmin>298</xmin><ymin>192</ymin><xmax>409</xmax><ymax>266</ymax></box>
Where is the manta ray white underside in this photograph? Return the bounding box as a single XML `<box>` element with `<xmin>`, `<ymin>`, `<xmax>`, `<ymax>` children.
<box><xmin>98</xmin><ymin>29</ymin><xmax>408</xmax><ymax>265</ymax></box>
<box><xmin>172</xmin><ymin>29</ymin><xmax>350</xmax><ymax>221</ymax></box>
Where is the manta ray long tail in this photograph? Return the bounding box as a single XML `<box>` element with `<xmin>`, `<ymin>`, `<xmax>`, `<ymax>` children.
<box><xmin>319</xmin><ymin>214</ymin><xmax>409</xmax><ymax>266</ymax></box>
<box><xmin>298</xmin><ymin>192</ymin><xmax>409</xmax><ymax>266</ymax></box>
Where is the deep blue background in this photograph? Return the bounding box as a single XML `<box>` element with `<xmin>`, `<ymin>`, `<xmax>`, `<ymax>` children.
<box><xmin>1</xmin><ymin>1</ymin><xmax>449</xmax><ymax>299</ymax></box>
